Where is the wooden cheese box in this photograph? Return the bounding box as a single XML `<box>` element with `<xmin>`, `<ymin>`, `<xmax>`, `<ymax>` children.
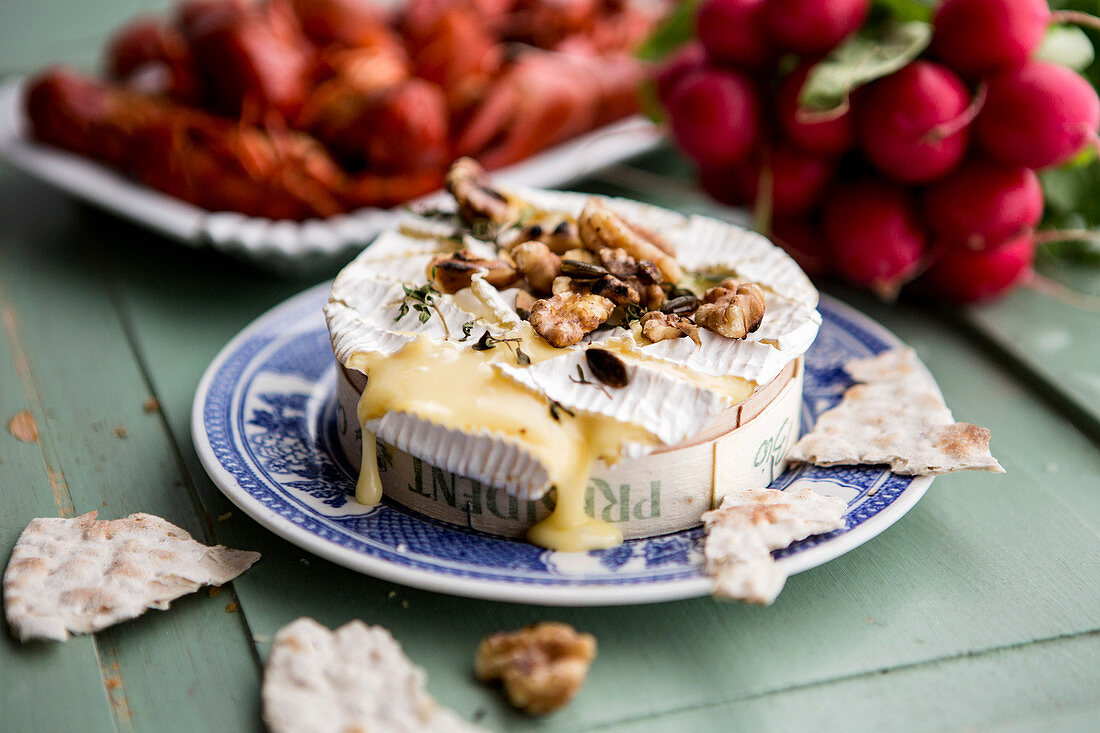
<box><xmin>334</xmin><ymin>359</ymin><xmax>803</xmax><ymax>539</ymax></box>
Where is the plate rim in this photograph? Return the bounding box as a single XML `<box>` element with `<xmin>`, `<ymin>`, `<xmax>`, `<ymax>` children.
<box><xmin>192</xmin><ymin>283</ymin><xmax>934</xmax><ymax>606</ymax></box>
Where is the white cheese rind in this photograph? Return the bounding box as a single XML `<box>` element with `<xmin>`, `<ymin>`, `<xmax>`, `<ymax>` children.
<box><xmin>325</xmin><ymin>301</ymin><xmax>415</xmax><ymax>364</ymax></box>
<box><xmin>366</xmin><ymin>413</ymin><xmax>551</xmax><ymax>499</ymax></box>
<box><xmin>329</xmin><ymin>269</ymin><xmax>481</xmax><ymax>345</ymax></box>
<box><xmin>496</xmin><ymin>353</ymin><xmax>732</xmax><ymax>446</ymax></box>
<box><xmin>676</xmin><ymin>216</ymin><xmax>819</xmax><ymax>308</ymax></box>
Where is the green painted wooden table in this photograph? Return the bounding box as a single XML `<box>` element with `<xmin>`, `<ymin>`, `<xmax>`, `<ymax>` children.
<box><xmin>2</xmin><ymin>7</ymin><xmax>1099</xmax><ymax>729</ymax></box>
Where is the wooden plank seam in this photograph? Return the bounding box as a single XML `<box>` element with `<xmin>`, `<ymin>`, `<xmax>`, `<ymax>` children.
<box><xmin>574</xmin><ymin>627</ymin><xmax>1100</xmax><ymax>733</ymax></box>
<box><xmin>101</xmin><ymin>264</ymin><xmax>268</xmax><ymax>677</ymax></box>
<box><xmin>0</xmin><ymin>252</ymin><xmax>131</xmax><ymax>731</ymax></box>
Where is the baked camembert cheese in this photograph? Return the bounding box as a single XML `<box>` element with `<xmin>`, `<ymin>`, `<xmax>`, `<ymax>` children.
<box><xmin>325</xmin><ymin>159</ymin><xmax>820</xmax><ymax>551</ymax></box>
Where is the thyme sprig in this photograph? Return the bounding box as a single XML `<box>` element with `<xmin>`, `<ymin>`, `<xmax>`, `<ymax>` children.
<box><xmin>395</xmin><ymin>283</ymin><xmax>451</xmax><ymax>339</ymax></box>
<box><xmin>548</xmin><ymin>399</ymin><xmax>575</xmax><ymax>422</ymax></box>
<box><xmin>471</xmin><ymin>330</ymin><xmax>531</xmax><ymax>366</ymax></box>
<box><xmin>569</xmin><ymin>364</ymin><xmax>611</xmax><ymax>399</ymax></box>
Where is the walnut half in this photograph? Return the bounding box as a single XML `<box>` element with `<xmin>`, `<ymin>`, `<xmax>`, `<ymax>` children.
<box><xmin>695</xmin><ymin>280</ymin><xmax>766</xmax><ymax>339</ymax></box>
<box><xmin>512</xmin><ymin>240</ymin><xmax>561</xmax><ymax>296</ymax></box>
<box><xmin>577</xmin><ymin>199</ymin><xmax>682</xmax><ymax>283</ymax></box>
<box><xmin>641</xmin><ymin>311</ymin><xmax>701</xmax><ymax>346</ymax></box>
<box><xmin>529</xmin><ymin>292</ymin><xmax>615</xmax><ymax>347</ymax></box>
<box><xmin>475</xmin><ymin>622</ymin><xmax>597</xmax><ymax>715</ymax></box>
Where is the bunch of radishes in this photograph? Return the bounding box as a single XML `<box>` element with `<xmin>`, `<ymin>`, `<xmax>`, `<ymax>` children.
<box><xmin>654</xmin><ymin>0</ymin><xmax>1100</xmax><ymax>303</ymax></box>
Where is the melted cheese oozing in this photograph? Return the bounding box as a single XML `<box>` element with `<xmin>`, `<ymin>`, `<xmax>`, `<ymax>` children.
<box><xmin>350</xmin><ymin>335</ymin><xmax>657</xmax><ymax>552</ymax></box>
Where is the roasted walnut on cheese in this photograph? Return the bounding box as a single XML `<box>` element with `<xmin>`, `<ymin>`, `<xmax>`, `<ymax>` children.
<box><xmin>641</xmin><ymin>311</ymin><xmax>701</xmax><ymax>346</ymax></box>
<box><xmin>597</xmin><ymin>247</ymin><xmax>665</xmax><ymax>310</ymax></box>
<box><xmin>511</xmin><ymin>241</ymin><xmax>561</xmax><ymax>296</ymax></box>
<box><xmin>420</xmin><ymin>160</ymin><xmax>769</xmax><ymax>350</ymax></box>
<box><xmin>475</xmin><ymin>622</ymin><xmax>597</xmax><ymax>716</ymax></box>
<box><xmin>577</xmin><ymin>199</ymin><xmax>682</xmax><ymax>283</ymax></box>
<box><xmin>528</xmin><ymin>292</ymin><xmax>615</xmax><ymax>348</ymax></box>
<box><xmin>695</xmin><ymin>279</ymin><xmax>766</xmax><ymax>339</ymax></box>
<box><xmin>513</xmin><ymin>218</ymin><xmax>582</xmax><ymax>254</ymax></box>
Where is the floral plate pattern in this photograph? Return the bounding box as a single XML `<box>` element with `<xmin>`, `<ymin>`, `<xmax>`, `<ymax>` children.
<box><xmin>192</xmin><ymin>283</ymin><xmax>934</xmax><ymax>605</ymax></box>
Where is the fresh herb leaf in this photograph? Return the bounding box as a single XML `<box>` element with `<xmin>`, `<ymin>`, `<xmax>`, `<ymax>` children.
<box><xmin>548</xmin><ymin>400</ymin><xmax>575</xmax><ymax>422</ymax></box>
<box><xmin>394</xmin><ymin>283</ymin><xmax>451</xmax><ymax>337</ymax></box>
<box><xmin>471</xmin><ymin>330</ymin><xmax>529</xmax><ymax>364</ymax></box>
<box><xmin>799</xmin><ymin>20</ymin><xmax>932</xmax><ymax>114</ymax></box>
<box><xmin>634</xmin><ymin>0</ymin><xmax>699</xmax><ymax>62</ymax></box>
<box><xmin>621</xmin><ymin>303</ymin><xmax>647</xmax><ymax>325</ymax></box>
<box><xmin>472</xmin><ymin>330</ymin><xmax>496</xmax><ymax>351</ymax></box>
<box><xmin>871</xmin><ymin>0</ymin><xmax>934</xmax><ymax>23</ymax></box>
<box><xmin>569</xmin><ymin>364</ymin><xmax>612</xmax><ymax>398</ymax></box>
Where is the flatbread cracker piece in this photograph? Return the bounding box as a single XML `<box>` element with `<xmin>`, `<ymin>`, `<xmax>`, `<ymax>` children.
<box><xmin>4</xmin><ymin>511</ymin><xmax>259</xmax><ymax>642</ymax></box>
<box><xmin>263</xmin><ymin>618</ymin><xmax>485</xmax><ymax>733</ymax></box>
<box><xmin>703</xmin><ymin>487</ymin><xmax>847</xmax><ymax>605</ymax></box>
<box><xmin>789</xmin><ymin>348</ymin><xmax>1004</xmax><ymax>474</ymax></box>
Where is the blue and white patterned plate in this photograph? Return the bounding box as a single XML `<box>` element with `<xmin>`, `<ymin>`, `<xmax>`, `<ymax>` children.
<box><xmin>192</xmin><ymin>283</ymin><xmax>934</xmax><ymax>605</ymax></box>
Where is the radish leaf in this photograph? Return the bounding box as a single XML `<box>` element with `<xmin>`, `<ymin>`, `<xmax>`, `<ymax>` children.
<box><xmin>798</xmin><ymin>20</ymin><xmax>932</xmax><ymax>113</ymax></box>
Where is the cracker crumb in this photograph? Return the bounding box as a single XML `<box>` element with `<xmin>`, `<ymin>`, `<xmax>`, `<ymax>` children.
<box><xmin>7</xmin><ymin>410</ymin><xmax>38</xmax><ymax>443</ymax></box>
<box><xmin>217</xmin><ymin>512</ymin><xmax>233</xmax><ymax>522</ymax></box>
<box><xmin>142</xmin><ymin>397</ymin><xmax>160</xmax><ymax>412</ymax></box>
<box><xmin>225</xmin><ymin>602</ymin><xmax>239</xmax><ymax>613</ymax></box>
<box><xmin>400</xmin><ymin>600</ymin><xmax>409</xmax><ymax>609</ymax></box>
<box><xmin>208</xmin><ymin>586</ymin><xmax>222</xmax><ymax>598</ymax></box>
<box><xmin>112</xmin><ymin>426</ymin><xmax>128</xmax><ymax>439</ymax></box>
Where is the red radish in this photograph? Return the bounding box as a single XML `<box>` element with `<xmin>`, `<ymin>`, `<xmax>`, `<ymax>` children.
<box><xmin>918</xmin><ymin>234</ymin><xmax>1035</xmax><ymax>303</ymax></box>
<box><xmin>698</xmin><ymin>164</ymin><xmax>751</xmax><ymax>207</ymax></box>
<box><xmin>772</xmin><ymin>217</ymin><xmax>831</xmax><ymax>277</ymax></box>
<box><xmin>976</xmin><ymin>61</ymin><xmax>1100</xmax><ymax>170</ymax></box>
<box><xmin>776</xmin><ymin>65</ymin><xmax>856</xmax><ymax>155</ymax></box>
<box><xmin>667</xmin><ymin>68</ymin><xmax>762</xmax><ymax>167</ymax></box>
<box><xmin>823</xmin><ymin>180</ymin><xmax>928</xmax><ymax>298</ymax></box>
<box><xmin>695</xmin><ymin>0</ymin><xmax>775</xmax><ymax>71</ymax></box>
<box><xmin>923</xmin><ymin>160</ymin><xmax>1043</xmax><ymax>250</ymax></box>
<box><xmin>858</xmin><ymin>61</ymin><xmax>973</xmax><ymax>183</ymax></box>
<box><xmin>933</xmin><ymin>0</ymin><xmax>1051</xmax><ymax>79</ymax></box>
<box><xmin>731</xmin><ymin>143</ymin><xmax>837</xmax><ymax>216</ymax></box>
<box><xmin>653</xmin><ymin>42</ymin><xmax>706</xmax><ymax>106</ymax></box>
<box><xmin>763</xmin><ymin>0</ymin><xmax>870</xmax><ymax>55</ymax></box>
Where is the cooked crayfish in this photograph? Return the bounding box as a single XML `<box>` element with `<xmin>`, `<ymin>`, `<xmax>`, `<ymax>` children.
<box><xmin>26</xmin><ymin>0</ymin><xmax>665</xmax><ymax>220</ymax></box>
